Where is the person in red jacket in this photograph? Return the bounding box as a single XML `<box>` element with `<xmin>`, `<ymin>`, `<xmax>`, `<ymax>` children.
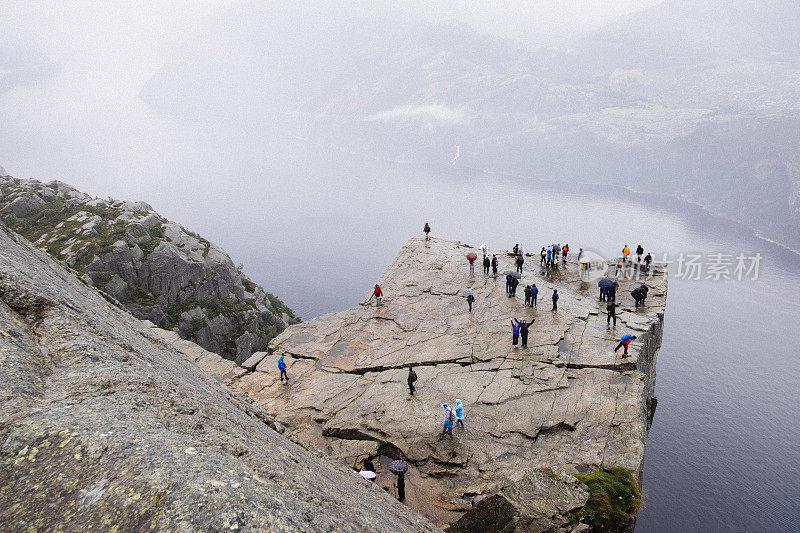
<box><xmin>373</xmin><ymin>284</ymin><xmax>383</xmax><ymax>306</ymax></box>
<box><xmin>614</xmin><ymin>334</ymin><xmax>637</xmax><ymax>357</ymax></box>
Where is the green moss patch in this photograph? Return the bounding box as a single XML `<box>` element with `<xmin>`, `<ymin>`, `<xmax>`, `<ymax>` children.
<box><xmin>575</xmin><ymin>467</ymin><xmax>642</xmax><ymax>530</ymax></box>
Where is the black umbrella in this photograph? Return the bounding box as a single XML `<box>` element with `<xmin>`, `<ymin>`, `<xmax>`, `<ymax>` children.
<box><xmin>388</xmin><ymin>459</ymin><xmax>408</xmax><ymax>475</ymax></box>
<box><xmin>598</xmin><ymin>277</ymin><xmax>617</xmax><ymax>290</ymax></box>
<box><xmin>503</xmin><ymin>270</ymin><xmax>521</xmax><ymax>279</ymax></box>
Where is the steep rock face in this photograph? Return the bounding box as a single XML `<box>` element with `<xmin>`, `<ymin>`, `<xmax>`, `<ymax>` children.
<box><xmin>0</xmin><ymin>223</ymin><xmax>436</xmax><ymax>532</ymax></box>
<box><xmin>218</xmin><ymin>237</ymin><xmax>666</xmax><ymax>529</ymax></box>
<box><xmin>0</xmin><ymin>175</ymin><xmax>298</xmax><ymax>362</ymax></box>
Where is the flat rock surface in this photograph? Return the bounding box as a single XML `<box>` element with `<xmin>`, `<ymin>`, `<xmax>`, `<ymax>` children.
<box><xmin>231</xmin><ymin>237</ymin><xmax>666</xmax><ymax>527</ymax></box>
<box><xmin>0</xmin><ymin>224</ymin><xmax>437</xmax><ymax>532</ymax></box>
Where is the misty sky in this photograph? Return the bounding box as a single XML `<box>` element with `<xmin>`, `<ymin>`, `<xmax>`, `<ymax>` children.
<box><xmin>1</xmin><ymin>1</ymin><xmax>661</xmax><ymax>197</ymax></box>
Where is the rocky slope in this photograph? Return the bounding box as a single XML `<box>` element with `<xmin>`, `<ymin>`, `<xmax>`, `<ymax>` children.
<box><xmin>0</xmin><ymin>174</ymin><xmax>298</xmax><ymax>363</ymax></box>
<box><xmin>207</xmin><ymin>237</ymin><xmax>666</xmax><ymax>530</ymax></box>
<box><xmin>0</xmin><ymin>221</ymin><xmax>437</xmax><ymax>532</ymax></box>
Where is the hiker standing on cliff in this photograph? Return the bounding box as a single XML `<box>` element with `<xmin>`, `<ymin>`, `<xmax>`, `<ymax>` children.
<box><xmin>643</xmin><ymin>253</ymin><xmax>653</xmax><ymax>272</ymax></box>
<box><xmin>562</xmin><ymin>244</ymin><xmax>569</xmax><ymax>263</ymax></box>
<box><xmin>636</xmin><ymin>244</ymin><xmax>644</xmax><ymax>263</ymax></box>
<box><xmin>510</xmin><ymin>277</ymin><xmax>519</xmax><ymax>297</ymax></box>
<box><xmin>607</xmin><ymin>301</ymin><xmax>619</xmax><ymax>326</ymax></box>
<box><xmin>407</xmin><ymin>367</ymin><xmax>417</xmax><ymax>395</ymax></box>
<box><xmin>511</xmin><ymin>318</ymin><xmax>521</xmax><ymax>346</ymax></box>
<box><xmin>515</xmin><ymin>253</ymin><xmax>524</xmax><ymax>274</ymax></box>
<box><xmin>397</xmin><ymin>472</ymin><xmax>406</xmax><ymax>502</ymax></box>
<box><xmin>454</xmin><ymin>399</ymin><xmax>465</xmax><ymax>429</ymax></box>
<box><xmin>622</xmin><ymin>245</ymin><xmax>631</xmax><ymax>263</ymax></box>
<box><xmin>441</xmin><ymin>403</ymin><xmax>454</xmax><ymax>436</ymax></box>
<box><xmin>483</xmin><ymin>255</ymin><xmax>491</xmax><ymax>275</ymax></box>
<box><xmin>540</xmin><ymin>247</ymin><xmax>546</xmax><ymax>266</ymax></box>
<box><xmin>614</xmin><ymin>334</ymin><xmax>637</xmax><ymax>357</ymax></box>
<box><xmin>552</xmin><ymin>289</ymin><xmax>559</xmax><ymax>311</ymax></box>
<box><xmin>424</xmin><ymin>222</ymin><xmax>431</xmax><ymax>241</ymax></box>
<box><xmin>531</xmin><ymin>283</ymin><xmax>538</xmax><ymax>307</ymax></box>
<box><xmin>467</xmin><ymin>252</ymin><xmax>477</xmax><ymax>273</ymax></box>
<box><xmin>278</xmin><ymin>355</ymin><xmax>288</xmax><ymax>384</ymax></box>
<box><xmin>491</xmin><ymin>254</ymin><xmax>498</xmax><ymax>276</ymax></box>
<box><xmin>524</xmin><ymin>285</ymin><xmax>531</xmax><ymax>306</ymax></box>
<box><xmin>373</xmin><ymin>284</ymin><xmax>383</xmax><ymax>306</ymax></box>
<box><xmin>519</xmin><ymin>318</ymin><xmax>535</xmax><ymax>348</ymax></box>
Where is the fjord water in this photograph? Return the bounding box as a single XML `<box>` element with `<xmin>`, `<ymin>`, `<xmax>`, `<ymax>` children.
<box><xmin>176</xmin><ymin>160</ymin><xmax>800</xmax><ymax>532</ymax></box>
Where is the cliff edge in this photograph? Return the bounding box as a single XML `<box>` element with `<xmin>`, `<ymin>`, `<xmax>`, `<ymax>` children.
<box><xmin>221</xmin><ymin>237</ymin><xmax>666</xmax><ymax>530</ymax></box>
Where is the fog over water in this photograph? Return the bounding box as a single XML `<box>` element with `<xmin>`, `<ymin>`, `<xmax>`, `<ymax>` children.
<box><xmin>3</xmin><ymin>1</ymin><xmax>800</xmax><ymax>530</ymax></box>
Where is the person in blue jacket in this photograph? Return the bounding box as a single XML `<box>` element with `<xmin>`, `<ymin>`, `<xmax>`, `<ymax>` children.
<box><xmin>511</xmin><ymin>318</ymin><xmax>521</xmax><ymax>346</ymax></box>
<box><xmin>441</xmin><ymin>403</ymin><xmax>454</xmax><ymax>436</ymax></box>
<box><xmin>552</xmin><ymin>289</ymin><xmax>559</xmax><ymax>311</ymax></box>
<box><xmin>531</xmin><ymin>283</ymin><xmax>539</xmax><ymax>307</ymax></box>
<box><xmin>278</xmin><ymin>355</ymin><xmax>288</xmax><ymax>383</ymax></box>
<box><xmin>614</xmin><ymin>334</ymin><xmax>637</xmax><ymax>357</ymax></box>
<box><xmin>454</xmin><ymin>399</ymin><xmax>465</xmax><ymax>429</ymax></box>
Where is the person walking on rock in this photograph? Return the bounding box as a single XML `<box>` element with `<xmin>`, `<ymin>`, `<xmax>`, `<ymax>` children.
<box><xmin>506</xmin><ymin>274</ymin><xmax>513</xmax><ymax>294</ymax></box>
<box><xmin>373</xmin><ymin>284</ymin><xmax>383</xmax><ymax>306</ymax></box>
<box><xmin>515</xmin><ymin>253</ymin><xmax>524</xmax><ymax>274</ymax></box>
<box><xmin>467</xmin><ymin>254</ymin><xmax>476</xmax><ymax>274</ymax></box>
<box><xmin>441</xmin><ymin>403</ymin><xmax>454</xmax><ymax>436</ymax></box>
<box><xmin>491</xmin><ymin>254</ymin><xmax>498</xmax><ymax>276</ymax></box>
<box><xmin>424</xmin><ymin>222</ymin><xmax>431</xmax><ymax>241</ymax></box>
<box><xmin>407</xmin><ymin>366</ymin><xmax>417</xmax><ymax>395</ymax></box>
<box><xmin>614</xmin><ymin>334</ymin><xmax>637</xmax><ymax>357</ymax></box>
<box><xmin>622</xmin><ymin>245</ymin><xmax>631</xmax><ymax>263</ymax></box>
<box><xmin>524</xmin><ymin>285</ymin><xmax>531</xmax><ymax>306</ymax></box>
<box><xmin>510</xmin><ymin>277</ymin><xmax>519</xmax><ymax>297</ymax></box>
<box><xmin>278</xmin><ymin>355</ymin><xmax>288</xmax><ymax>384</ymax></box>
<box><xmin>552</xmin><ymin>289</ymin><xmax>559</xmax><ymax>311</ymax></box>
<box><xmin>454</xmin><ymin>399</ymin><xmax>465</xmax><ymax>429</ymax></box>
<box><xmin>531</xmin><ymin>283</ymin><xmax>538</xmax><ymax>307</ymax></box>
<box><xmin>607</xmin><ymin>301</ymin><xmax>619</xmax><ymax>326</ymax></box>
<box><xmin>540</xmin><ymin>247</ymin><xmax>546</xmax><ymax>266</ymax></box>
<box><xmin>520</xmin><ymin>318</ymin><xmax>535</xmax><ymax>348</ymax></box>
<box><xmin>562</xmin><ymin>244</ymin><xmax>569</xmax><ymax>262</ymax></box>
<box><xmin>483</xmin><ymin>254</ymin><xmax>491</xmax><ymax>275</ymax></box>
<box><xmin>643</xmin><ymin>253</ymin><xmax>653</xmax><ymax>272</ymax></box>
<box><xmin>466</xmin><ymin>293</ymin><xmax>475</xmax><ymax>313</ymax></box>
<box><xmin>636</xmin><ymin>244</ymin><xmax>644</xmax><ymax>263</ymax></box>
<box><xmin>546</xmin><ymin>248</ymin><xmax>552</xmax><ymax>267</ymax></box>
<box><xmin>511</xmin><ymin>318</ymin><xmax>521</xmax><ymax>346</ymax></box>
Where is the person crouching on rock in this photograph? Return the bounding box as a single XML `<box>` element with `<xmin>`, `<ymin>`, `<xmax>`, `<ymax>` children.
<box><xmin>511</xmin><ymin>318</ymin><xmax>521</xmax><ymax>346</ymax></box>
<box><xmin>373</xmin><ymin>284</ymin><xmax>383</xmax><ymax>306</ymax></box>
<box><xmin>614</xmin><ymin>334</ymin><xmax>637</xmax><ymax>357</ymax></box>
<box><xmin>454</xmin><ymin>399</ymin><xmax>465</xmax><ymax>429</ymax></box>
<box><xmin>441</xmin><ymin>403</ymin><xmax>454</xmax><ymax>436</ymax></box>
<box><xmin>278</xmin><ymin>355</ymin><xmax>288</xmax><ymax>384</ymax></box>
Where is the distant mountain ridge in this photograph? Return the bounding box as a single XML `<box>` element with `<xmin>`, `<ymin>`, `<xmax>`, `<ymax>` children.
<box><xmin>0</xmin><ymin>174</ymin><xmax>298</xmax><ymax>363</ymax></box>
<box><xmin>138</xmin><ymin>0</ymin><xmax>800</xmax><ymax>251</ymax></box>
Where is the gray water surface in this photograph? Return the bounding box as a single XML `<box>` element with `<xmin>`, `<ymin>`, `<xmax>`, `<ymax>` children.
<box><xmin>164</xmin><ymin>160</ymin><xmax>800</xmax><ymax>532</ymax></box>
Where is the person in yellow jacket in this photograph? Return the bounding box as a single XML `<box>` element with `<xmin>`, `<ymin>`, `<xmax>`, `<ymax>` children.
<box><xmin>622</xmin><ymin>245</ymin><xmax>631</xmax><ymax>263</ymax></box>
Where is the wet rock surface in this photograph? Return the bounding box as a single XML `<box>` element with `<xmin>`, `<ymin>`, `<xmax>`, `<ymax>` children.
<box><xmin>0</xmin><ymin>224</ymin><xmax>437</xmax><ymax>532</ymax></box>
<box><xmin>0</xmin><ymin>175</ymin><xmax>298</xmax><ymax>362</ymax></box>
<box><xmin>221</xmin><ymin>237</ymin><xmax>666</xmax><ymax>528</ymax></box>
